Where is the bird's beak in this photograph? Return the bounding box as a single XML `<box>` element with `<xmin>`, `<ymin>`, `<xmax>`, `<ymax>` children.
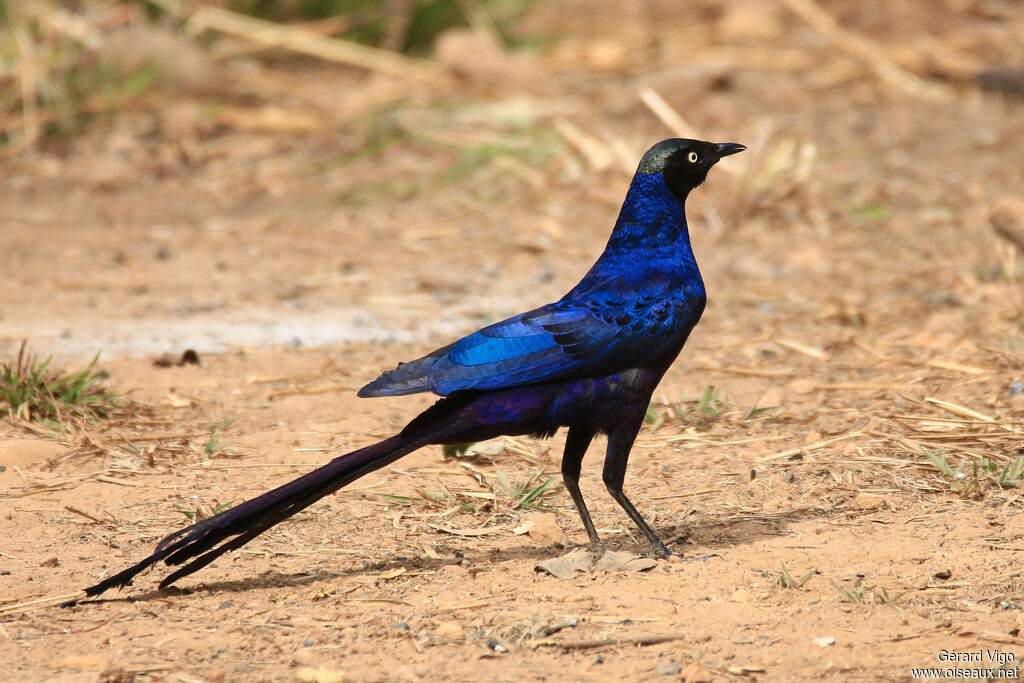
<box><xmin>714</xmin><ymin>142</ymin><xmax>746</xmax><ymax>159</ymax></box>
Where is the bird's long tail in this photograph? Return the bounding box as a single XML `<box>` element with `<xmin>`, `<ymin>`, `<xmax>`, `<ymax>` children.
<box><xmin>74</xmin><ymin>423</ymin><xmax>445</xmax><ymax>602</ymax></box>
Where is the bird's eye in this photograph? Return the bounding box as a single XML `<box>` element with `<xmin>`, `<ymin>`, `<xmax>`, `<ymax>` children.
<box><xmin>687</xmin><ymin>151</ymin><xmax>698</xmax><ymax>163</ymax></box>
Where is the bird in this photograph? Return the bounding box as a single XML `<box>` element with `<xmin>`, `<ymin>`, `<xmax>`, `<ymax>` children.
<box><xmin>71</xmin><ymin>137</ymin><xmax>745</xmax><ymax>602</ymax></box>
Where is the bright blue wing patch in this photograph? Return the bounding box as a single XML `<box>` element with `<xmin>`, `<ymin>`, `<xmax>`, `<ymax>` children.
<box><xmin>360</xmin><ymin>274</ymin><xmax>705</xmax><ymax>398</ymax></box>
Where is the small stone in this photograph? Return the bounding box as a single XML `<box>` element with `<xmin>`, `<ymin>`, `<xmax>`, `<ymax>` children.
<box><xmin>295</xmin><ymin>666</ymin><xmax>346</xmax><ymax>683</ymax></box>
<box><xmin>657</xmin><ymin>661</ymin><xmax>682</xmax><ymax>675</ymax></box>
<box><xmin>39</xmin><ymin>556</ymin><xmax>59</xmax><ymax>568</ymax></box>
<box><xmin>292</xmin><ymin>649</ymin><xmax>319</xmax><ymax>667</ymax></box>
<box><xmin>680</xmin><ymin>661</ymin><xmax>713</xmax><ymax>683</ymax></box>
<box><xmin>849</xmin><ymin>493</ymin><xmax>885</xmax><ymax>511</ymax></box>
<box><xmin>435</xmin><ymin>621</ymin><xmax>464</xmax><ymax>641</ymax></box>
<box><xmin>523</xmin><ymin>513</ymin><xmax>566</xmax><ymax>547</ymax></box>
<box><xmin>731</xmin><ymin>588</ymin><xmax>752</xmax><ymax>602</ymax></box>
<box><xmin>812</xmin><ymin>636</ymin><xmax>835</xmax><ymax>648</ymax></box>
<box><xmin>1009</xmin><ymin>381</ymin><xmax>1024</xmax><ymax>396</ymax></box>
<box><xmin>933</xmin><ymin>568</ymin><xmax>952</xmax><ymax>580</ymax></box>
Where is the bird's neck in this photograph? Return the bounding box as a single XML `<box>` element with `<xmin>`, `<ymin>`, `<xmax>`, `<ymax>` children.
<box><xmin>563</xmin><ymin>174</ymin><xmax>701</xmax><ymax>302</ymax></box>
<box><xmin>586</xmin><ymin>173</ymin><xmax>698</xmax><ymax>277</ymax></box>
<box><xmin>606</xmin><ymin>173</ymin><xmax>689</xmax><ymax>250</ymax></box>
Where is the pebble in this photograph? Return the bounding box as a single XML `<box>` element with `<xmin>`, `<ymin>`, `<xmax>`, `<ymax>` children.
<box><xmin>848</xmin><ymin>493</ymin><xmax>885</xmax><ymax>511</ymax></box>
<box><xmin>680</xmin><ymin>661</ymin><xmax>713</xmax><ymax>683</ymax></box>
<box><xmin>524</xmin><ymin>512</ymin><xmax>566</xmax><ymax>547</ymax></box>
<box><xmin>657</xmin><ymin>661</ymin><xmax>682</xmax><ymax>675</ymax></box>
<box><xmin>731</xmin><ymin>588</ymin><xmax>752</xmax><ymax>602</ymax></box>
<box><xmin>295</xmin><ymin>666</ymin><xmax>345</xmax><ymax>683</ymax></box>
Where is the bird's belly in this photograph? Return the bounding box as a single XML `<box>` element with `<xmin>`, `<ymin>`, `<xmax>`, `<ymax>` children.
<box><xmin>545</xmin><ymin>367</ymin><xmax>657</xmax><ymax>432</ymax></box>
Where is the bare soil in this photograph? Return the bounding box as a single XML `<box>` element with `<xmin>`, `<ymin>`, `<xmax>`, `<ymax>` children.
<box><xmin>3</xmin><ymin>1</ymin><xmax>1024</xmax><ymax>681</ymax></box>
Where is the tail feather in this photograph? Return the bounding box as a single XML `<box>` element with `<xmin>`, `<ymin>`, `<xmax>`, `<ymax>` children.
<box><xmin>70</xmin><ymin>430</ymin><xmax>434</xmax><ymax>603</ymax></box>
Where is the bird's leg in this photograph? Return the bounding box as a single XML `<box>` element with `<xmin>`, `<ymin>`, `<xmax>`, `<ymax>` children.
<box><xmin>560</xmin><ymin>426</ymin><xmax>601</xmax><ymax>552</ymax></box>
<box><xmin>602</xmin><ymin>420</ymin><xmax>672</xmax><ymax>557</ymax></box>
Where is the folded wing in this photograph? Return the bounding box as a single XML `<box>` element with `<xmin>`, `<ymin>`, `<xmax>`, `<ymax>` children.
<box><xmin>358</xmin><ymin>278</ymin><xmax>703</xmax><ymax>397</ymax></box>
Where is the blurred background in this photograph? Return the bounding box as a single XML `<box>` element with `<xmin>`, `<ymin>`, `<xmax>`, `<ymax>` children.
<box><xmin>1</xmin><ymin>0</ymin><xmax>1023</xmax><ymax>360</ymax></box>
<box><xmin>4</xmin><ymin>6</ymin><xmax>1024</xmax><ymax>676</ymax></box>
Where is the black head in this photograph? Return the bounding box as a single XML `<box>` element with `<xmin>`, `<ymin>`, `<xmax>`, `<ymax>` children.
<box><xmin>637</xmin><ymin>138</ymin><xmax>745</xmax><ymax>200</ymax></box>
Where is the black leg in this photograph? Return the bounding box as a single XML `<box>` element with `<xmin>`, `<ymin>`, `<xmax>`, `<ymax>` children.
<box><xmin>560</xmin><ymin>426</ymin><xmax>601</xmax><ymax>550</ymax></box>
<box><xmin>602</xmin><ymin>418</ymin><xmax>671</xmax><ymax>557</ymax></box>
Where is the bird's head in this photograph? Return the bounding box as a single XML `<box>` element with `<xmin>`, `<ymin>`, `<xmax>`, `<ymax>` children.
<box><xmin>637</xmin><ymin>138</ymin><xmax>746</xmax><ymax>200</ymax></box>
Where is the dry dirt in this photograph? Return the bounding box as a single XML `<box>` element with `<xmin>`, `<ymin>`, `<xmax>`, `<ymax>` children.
<box><xmin>3</xmin><ymin>1</ymin><xmax>1024</xmax><ymax>681</ymax></box>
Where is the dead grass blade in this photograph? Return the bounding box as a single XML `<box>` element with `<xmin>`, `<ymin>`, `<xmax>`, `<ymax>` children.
<box><xmin>780</xmin><ymin>0</ymin><xmax>953</xmax><ymax>101</ymax></box>
<box><xmin>757</xmin><ymin>431</ymin><xmax>863</xmax><ymax>462</ymax></box>
<box><xmin>0</xmin><ymin>592</ymin><xmax>84</xmax><ymax>616</ymax></box>
<box><xmin>186</xmin><ymin>7</ymin><xmax>441</xmax><ymax>81</ymax></box>
<box><xmin>535</xmin><ymin>631</ymin><xmax>688</xmax><ymax>651</ymax></box>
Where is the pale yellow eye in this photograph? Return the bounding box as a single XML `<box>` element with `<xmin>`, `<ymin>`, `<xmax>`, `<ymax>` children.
<box><xmin>687</xmin><ymin>151</ymin><xmax>698</xmax><ymax>163</ymax></box>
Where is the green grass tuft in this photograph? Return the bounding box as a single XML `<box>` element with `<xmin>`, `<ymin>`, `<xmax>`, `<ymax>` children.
<box><xmin>777</xmin><ymin>562</ymin><xmax>816</xmax><ymax>589</ymax></box>
<box><xmin>0</xmin><ymin>341</ymin><xmax>118</xmax><ymax>422</ymax></box>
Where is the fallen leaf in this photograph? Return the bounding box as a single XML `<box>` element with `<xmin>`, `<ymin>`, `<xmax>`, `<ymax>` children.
<box><xmin>513</xmin><ymin>520</ymin><xmax>535</xmax><ymax>535</ymax></box>
<box><xmin>536</xmin><ymin>549</ymin><xmax>593</xmax><ymax>580</ymax></box>
<box><xmin>592</xmin><ymin>550</ymin><xmax>657</xmax><ymax>573</ymax></box>
<box><xmin>376</xmin><ymin>567</ymin><xmax>406</xmax><ymax>580</ymax></box>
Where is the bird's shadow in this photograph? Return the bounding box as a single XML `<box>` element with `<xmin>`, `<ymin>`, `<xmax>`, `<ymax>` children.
<box><xmin>71</xmin><ymin>505</ymin><xmax>827</xmax><ymax>606</ymax></box>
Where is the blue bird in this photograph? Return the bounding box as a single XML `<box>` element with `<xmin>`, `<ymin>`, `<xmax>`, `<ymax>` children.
<box><xmin>73</xmin><ymin>138</ymin><xmax>745</xmax><ymax>600</ymax></box>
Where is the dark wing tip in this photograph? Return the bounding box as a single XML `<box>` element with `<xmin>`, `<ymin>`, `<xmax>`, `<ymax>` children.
<box><xmin>356</xmin><ymin>383</ymin><xmax>379</xmax><ymax>398</ymax></box>
<box><xmin>359</xmin><ymin>355</ymin><xmax>442</xmax><ymax>398</ymax></box>
<box><xmin>358</xmin><ymin>374</ymin><xmax>432</xmax><ymax>397</ymax></box>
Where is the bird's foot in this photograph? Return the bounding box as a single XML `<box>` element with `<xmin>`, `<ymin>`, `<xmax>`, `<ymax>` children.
<box><xmin>639</xmin><ymin>539</ymin><xmax>672</xmax><ymax>558</ymax></box>
<box><xmin>641</xmin><ymin>537</ymin><xmax>716</xmax><ymax>562</ymax></box>
<box><xmin>586</xmin><ymin>541</ymin><xmax>607</xmax><ymax>562</ymax></box>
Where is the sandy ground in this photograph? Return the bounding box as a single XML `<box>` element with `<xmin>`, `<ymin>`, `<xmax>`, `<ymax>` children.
<box><xmin>3</xmin><ymin>1</ymin><xmax>1024</xmax><ymax>681</ymax></box>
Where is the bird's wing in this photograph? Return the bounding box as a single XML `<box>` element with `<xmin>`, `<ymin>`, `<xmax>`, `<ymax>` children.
<box><xmin>359</xmin><ymin>277</ymin><xmax>704</xmax><ymax>397</ymax></box>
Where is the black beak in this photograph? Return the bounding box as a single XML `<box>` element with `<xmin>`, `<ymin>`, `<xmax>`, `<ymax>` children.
<box><xmin>714</xmin><ymin>142</ymin><xmax>746</xmax><ymax>159</ymax></box>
